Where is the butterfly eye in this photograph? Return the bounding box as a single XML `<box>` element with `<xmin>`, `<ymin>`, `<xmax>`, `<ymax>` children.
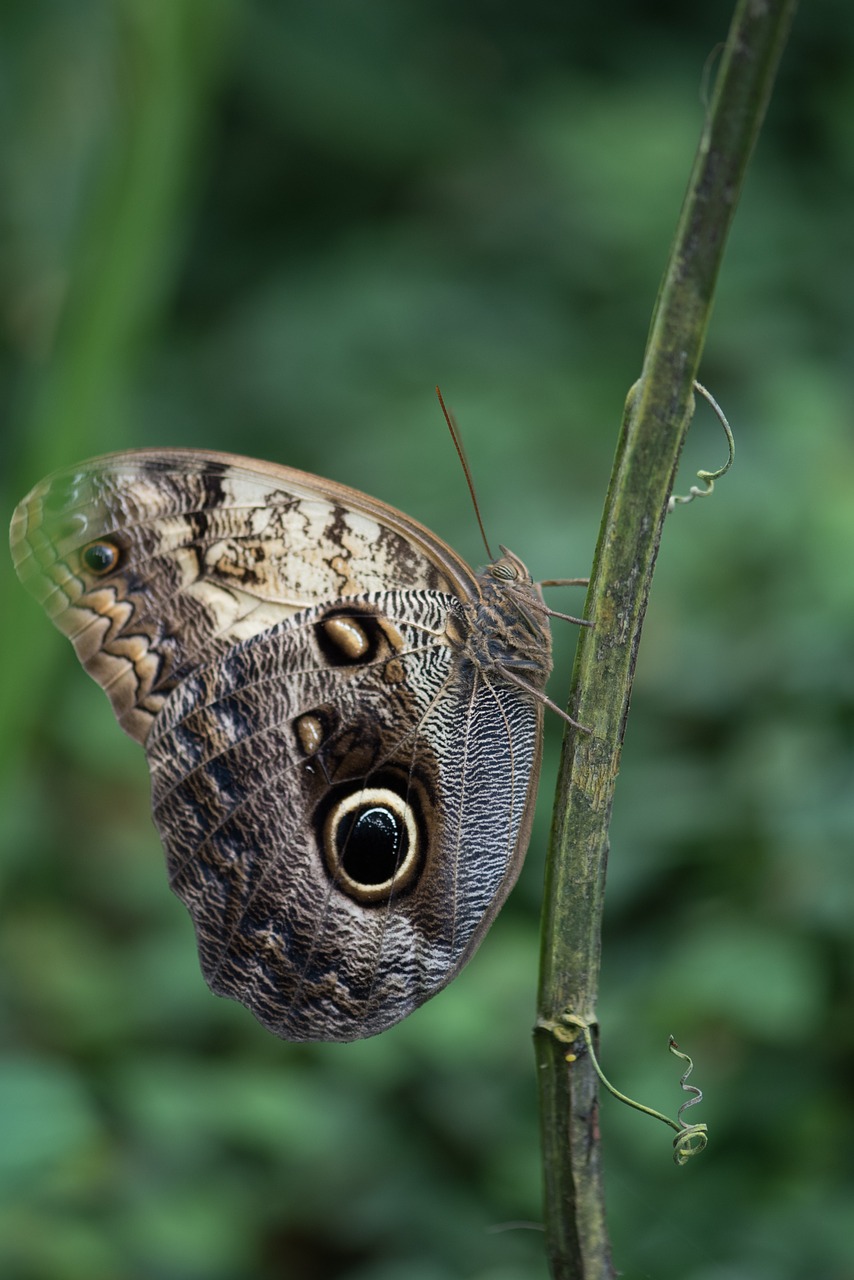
<box><xmin>80</xmin><ymin>539</ymin><xmax>121</xmax><ymax>576</ymax></box>
<box><xmin>322</xmin><ymin>786</ymin><xmax>421</xmax><ymax>903</ymax></box>
<box><xmin>491</xmin><ymin>547</ymin><xmax>533</xmax><ymax>584</ymax></box>
<box><xmin>491</xmin><ymin>560</ymin><xmax>517</xmax><ymax>582</ymax></box>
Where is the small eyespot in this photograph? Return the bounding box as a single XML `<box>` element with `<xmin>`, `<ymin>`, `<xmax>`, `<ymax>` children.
<box><xmin>314</xmin><ymin>608</ymin><xmax>380</xmax><ymax>666</ymax></box>
<box><xmin>80</xmin><ymin>539</ymin><xmax>121</xmax><ymax>576</ymax></box>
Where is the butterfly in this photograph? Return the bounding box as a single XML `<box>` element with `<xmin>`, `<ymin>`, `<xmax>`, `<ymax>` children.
<box><xmin>10</xmin><ymin>448</ymin><xmax>587</xmax><ymax>1041</ymax></box>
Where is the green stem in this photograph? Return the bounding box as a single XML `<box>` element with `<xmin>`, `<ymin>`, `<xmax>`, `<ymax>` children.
<box><xmin>535</xmin><ymin>2</ymin><xmax>798</xmax><ymax>1276</ymax></box>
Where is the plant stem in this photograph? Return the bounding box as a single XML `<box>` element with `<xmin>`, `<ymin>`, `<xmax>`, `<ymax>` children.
<box><xmin>535</xmin><ymin>2</ymin><xmax>798</xmax><ymax>1276</ymax></box>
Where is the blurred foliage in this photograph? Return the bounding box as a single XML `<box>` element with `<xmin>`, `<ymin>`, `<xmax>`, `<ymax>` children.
<box><xmin>2</xmin><ymin>1</ymin><xmax>853</xmax><ymax>1278</ymax></box>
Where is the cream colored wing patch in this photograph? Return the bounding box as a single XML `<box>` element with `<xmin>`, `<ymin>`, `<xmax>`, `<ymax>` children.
<box><xmin>10</xmin><ymin>451</ymin><xmax>462</xmax><ymax>743</ymax></box>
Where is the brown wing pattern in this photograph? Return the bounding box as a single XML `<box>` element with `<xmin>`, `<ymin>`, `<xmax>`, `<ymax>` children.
<box><xmin>10</xmin><ymin>450</ymin><xmax>468</xmax><ymax>743</ymax></box>
<box><xmin>10</xmin><ymin>449</ymin><xmax>548</xmax><ymax>1040</ymax></box>
<box><xmin>145</xmin><ymin>590</ymin><xmax>542</xmax><ymax>1039</ymax></box>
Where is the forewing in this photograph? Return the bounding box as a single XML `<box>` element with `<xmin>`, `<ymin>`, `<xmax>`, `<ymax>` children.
<box><xmin>10</xmin><ymin>450</ymin><xmax>467</xmax><ymax>742</ymax></box>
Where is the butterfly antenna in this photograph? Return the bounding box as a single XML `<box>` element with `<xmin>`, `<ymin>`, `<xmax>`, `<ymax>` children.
<box><xmin>435</xmin><ymin>386</ymin><xmax>494</xmax><ymax>561</ymax></box>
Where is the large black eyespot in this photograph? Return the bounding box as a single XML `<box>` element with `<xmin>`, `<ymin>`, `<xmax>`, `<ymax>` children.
<box><xmin>321</xmin><ymin>784</ymin><xmax>422</xmax><ymax>903</ymax></box>
<box><xmin>80</xmin><ymin>539</ymin><xmax>121</xmax><ymax>576</ymax></box>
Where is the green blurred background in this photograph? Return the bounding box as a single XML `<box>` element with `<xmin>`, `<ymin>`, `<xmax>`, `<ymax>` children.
<box><xmin>2</xmin><ymin>2</ymin><xmax>853</xmax><ymax>1278</ymax></box>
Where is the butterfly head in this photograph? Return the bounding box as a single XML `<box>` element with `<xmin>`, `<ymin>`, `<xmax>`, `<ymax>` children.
<box><xmin>487</xmin><ymin>545</ymin><xmax>534</xmax><ymax>586</ymax></box>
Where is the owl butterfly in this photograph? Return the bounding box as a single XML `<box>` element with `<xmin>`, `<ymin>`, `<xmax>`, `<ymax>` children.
<box><xmin>10</xmin><ymin>448</ymin><xmax>588</xmax><ymax>1041</ymax></box>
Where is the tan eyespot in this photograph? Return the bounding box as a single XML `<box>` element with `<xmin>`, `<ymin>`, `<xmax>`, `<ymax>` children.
<box><xmin>80</xmin><ymin>539</ymin><xmax>121</xmax><ymax>576</ymax></box>
<box><xmin>322</xmin><ymin>786</ymin><xmax>420</xmax><ymax>903</ymax></box>
<box><xmin>314</xmin><ymin>608</ymin><xmax>383</xmax><ymax>667</ymax></box>
<box><xmin>321</xmin><ymin>616</ymin><xmax>370</xmax><ymax>660</ymax></box>
<box><xmin>295</xmin><ymin>712</ymin><xmax>325</xmax><ymax>756</ymax></box>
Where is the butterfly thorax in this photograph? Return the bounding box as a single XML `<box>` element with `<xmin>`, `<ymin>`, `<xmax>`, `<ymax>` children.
<box><xmin>449</xmin><ymin>549</ymin><xmax>553</xmax><ymax>693</ymax></box>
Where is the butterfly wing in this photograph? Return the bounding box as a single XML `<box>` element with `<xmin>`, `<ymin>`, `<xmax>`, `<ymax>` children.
<box><xmin>10</xmin><ymin>449</ymin><xmax>544</xmax><ymax>1040</ymax></box>
<box><xmin>10</xmin><ymin>449</ymin><xmax>473</xmax><ymax>742</ymax></box>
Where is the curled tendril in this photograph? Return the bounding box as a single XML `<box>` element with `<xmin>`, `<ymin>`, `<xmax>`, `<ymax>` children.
<box><xmin>544</xmin><ymin>1015</ymin><xmax>709</xmax><ymax>1166</ymax></box>
<box><xmin>668</xmin><ymin>1036</ymin><xmax>709</xmax><ymax>1165</ymax></box>
<box><xmin>668</xmin><ymin>380</ymin><xmax>735</xmax><ymax>512</ymax></box>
